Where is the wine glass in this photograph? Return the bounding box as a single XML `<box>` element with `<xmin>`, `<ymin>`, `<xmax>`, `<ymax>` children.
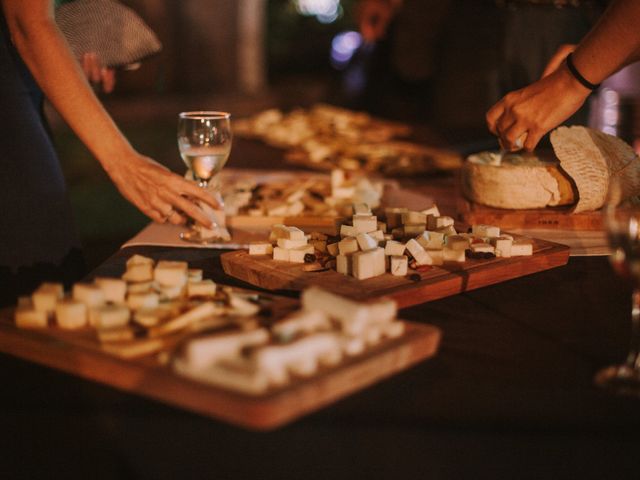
<box><xmin>594</xmin><ymin>177</ymin><xmax>640</xmax><ymax>393</ymax></box>
<box><xmin>177</xmin><ymin>111</ymin><xmax>232</xmax><ymax>243</ymax></box>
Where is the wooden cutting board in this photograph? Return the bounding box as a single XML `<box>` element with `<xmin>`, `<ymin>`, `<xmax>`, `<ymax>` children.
<box><xmin>221</xmin><ymin>235</ymin><xmax>570</xmax><ymax>308</ymax></box>
<box><xmin>458</xmin><ymin>198</ymin><xmax>603</xmax><ymax>230</ymax></box>
<box><xmin>0</xmin><ymin>308</ymin><xmax>440</xmax><ymax>430</ymax></box>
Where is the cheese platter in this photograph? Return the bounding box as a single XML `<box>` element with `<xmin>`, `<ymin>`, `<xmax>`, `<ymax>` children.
<box><xmin>0</xmin><ymin>256</ymin><xmax>441</xmax><ymax>430</ymax></box>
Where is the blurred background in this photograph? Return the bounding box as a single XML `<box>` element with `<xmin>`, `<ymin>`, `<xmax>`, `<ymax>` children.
<box><xmin>49</xmin><ymin>0</ymin><xmax>640</xmax><ymax>271</ymax></box>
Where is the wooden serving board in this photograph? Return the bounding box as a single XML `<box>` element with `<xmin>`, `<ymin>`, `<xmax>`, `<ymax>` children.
<box><xmin>458</xmin><ymin>198</ymin><xmax>603</xmax><ymax>231</ymax></box>
<box><xmin>221</xmin><ymin>235</ymin><xmax>570</xmax><ymax>308</ymax></box>
<box><xmin>0</xmin><ymin>309</ymin><xmax>440</xmax><ymax>430</ymax></box>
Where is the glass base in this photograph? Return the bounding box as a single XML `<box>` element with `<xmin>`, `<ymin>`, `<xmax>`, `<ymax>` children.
<box><xmin>180</xmin><ymin>229</ymin><xmax>226</xmax><ymax>244</ymax></box>
<box><xmin>594</xmin><ymin>364</ymin><xmax>640</xmax><ymax>397</ymax></box>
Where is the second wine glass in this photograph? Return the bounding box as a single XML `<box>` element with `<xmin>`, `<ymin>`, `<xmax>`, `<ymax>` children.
<box><xmin>177</xmin><ymin>111</ymin><xmax>232</xmax><ymax>243</ymax></box>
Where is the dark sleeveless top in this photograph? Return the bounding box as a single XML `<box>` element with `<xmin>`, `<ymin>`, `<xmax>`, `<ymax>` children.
<box><xmin>0</xmin><ymin>8</ymin><xmax>84</xmax><ymax>304</ymax></box>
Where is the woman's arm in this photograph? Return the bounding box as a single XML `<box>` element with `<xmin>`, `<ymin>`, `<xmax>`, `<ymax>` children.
<box><xmin>486</xmin><ymin>0</ymin><xmax>640</xmax><ymax>152</ymax></box>
<box><xmin>1</xmin><ymin>0</ymin><xmax>216</xmax><ymax>226</ymax></box>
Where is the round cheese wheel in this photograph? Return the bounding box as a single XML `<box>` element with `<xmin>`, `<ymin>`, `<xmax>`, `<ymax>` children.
<box><xmin>461</xmin><ymin>151</ymin><xmax>576</xmax><ymax>209</ymax></box>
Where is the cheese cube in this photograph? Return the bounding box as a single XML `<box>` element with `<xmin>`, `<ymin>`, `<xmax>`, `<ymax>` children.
<box><xmin>336</xmin><ymin>254</ymin><xmax>352</xmax><ymax>275</ymax></box>
<box><xmin>356</xmin><ymin>232</ymin><xmax>378</xmax><ymax>251</ymax></box>
<box><xmin>340</xmin><ymin>224</ymin><xmax>358</xmax><ymax>238</ymax></box>
<box><xmin>187</xmin><ymin>279</ymin><xmax>217</xmax><ymax>298</ymax></box>
<box><xmin>32</xmin><ymin>283</ymin><xmax>63</xmax><ymax>313</ymax></box>
<box><xmin>472</xmin><ymin>224</ymin><xmax>501</xmax><ymax>238</ymax></box>
<box><xmin>15</xmin><ymin>307</ymin><xmax>48</xmax><ymax>328</ymax></box>
<box><xmin>338</xmin><ymin>237</ymin><xmax>360</xmax><ymax>255</ymax></box>
<box><xmin>89</xmin><ymin>304</ymin><xmax>130</xmax><ymax>329</ymax></box>
<box><xmin>446</xmin><ymin>235</ymin><xmax>471</xmax><ymax>251</ymax></box>
<box><xmin>405</xmin><ymin>238</ymin><xmax>426</xmax><ymax>259</ymax></box>
<box><xmin>428</xmin><ymin>216</ymin><xmax>455</xmax><ymax>230</ymax></box>
<box><xmin>277</xmin><ymin>237</ymin><xmax>308</xmax><ymax>250</ymax></box>
<box><xmin>127</xmin><ymin>281</ymin><xmax>154</xmax><ymax>294</ymax></box>
<box><xmin>126</xmin><ymin>254</ymin><xmax>154</xmax><ymax>268</ymax></box>
<box><xmin>127</xmin><ymin>291</ymin><xmax>160</xmax><ymax>311</ymax></box>
<box><xmin>511</xmin><ymin>239</ymin><xmax>533</xmax><ymax>256</ymax></box>
<box><xmin>154</xmin><ymin>260</ymin><xmax>188</xmax><ymax>287</ymax></box>
<box><xmin>188</xmin><ymin>269</ymin><xmax>203</xmax><ymax>282</ymax></box>
<box><xmin>353</xmin><ymin>203</ymin><xmax>372</xmax><ymax>215</ymax></box>
<box><xmin>327</xmin><ymin>242</ymin><xmax>340</xmax><ymax>256</ymax></box>
<box><xmin>436</xmin><ymin>225</ymin><xmax>457</xmax><ymax>236</ymax></box>
<box><xmin>310</xmin><ymin>239</ymin><xmax>327</xmax><ymax>253</ymax></box>
<box><xmin>273</xmin><ymin>246</ymin><xmax>290</xmax><ymax>261</ymax></box>
<box><xmin>286</xmin><ymin>201</ymin><xmax>305</xmax><ymax>216</ymax></box>
<box><xmin>269</xmin><ymin>224</ymin><xmax>287</xmax><ymax>241</ymax></box>
<box><xmin>470</xmin><ymin>243</ymin><xmax>495</xmax><ymax>254</ymax></box>
<box><xmin>95</xmin><ymin>277</ymin><xmax>127</xmax><ymax>304</ymax></box>
<box><xmin>72</xmin><ymin>283</ymin><xmax>105</xmax><ymax>308</ymax></box>
<box><xmin>390</xmin><ymin>255</ymin><xmax>408</xmax><ymax>276</ymax></box>
<box><xmin>491</xmin><ymin>237</ymin><xmax>513</xmax><ymax>258</ymax></box>
<box><xmin>249</xmin><ymin>242</ymin><xmax>273</xmax><ymax>255</ymax></box>
<box><xmin>420</xmin><ymin>205</ymin><xmax>440</xmax><ymax>217</ymax></box>
<box><xmin>403</xmin><ymin>224</ymin><xmax>427</xmax><ymax>237</ymax></box>
<box><xmin>353</xmin><ymin>215</ymin><xmax>378</xmax><ymax>234</ymax></box>
<box><xmin>122</xmin><ymin>262</ymin><xmax>153</xmax><ymax>283</ymax></box>
<box><xmin>425</xmin><ymin>249</ymin><xmax>444</xmax><ymax>266</ymax></box>
<box><xmin>352</xmin><ymin>247</ymin><xmax>386</xmax><ymax>280</ymax></box>
<box><xmin>385</xmin><ymin>208</ymin><xmax>408</xmax><ymax>229</ymax></box>
<box><xmin>369</xmin><ymin>230</ymin><xmax>385</xmax><ymax>242</ymax></box>
<box><xmin>385</xmin><ymin>240</ymin><xmax>406</xmax><ymax>257</ymax></box>
<box><xmin>401</xmin><ymin>211</ymin><xmax>427</xmax><ymax>225</ymax></box>
<box><xmin>284</xmin><ymin>226</ymin><xmax>305</xmax><ymax>241</ymax></box>
<box><xmin>158</xmin><ymin>284</ymin><xmax>186</xmax><ymax>301</ymax></box>
<box><xmin>443</xmin><ymin>248</ymin><xmax>466</xmax><ymax>263</ymax></box>
<box><xmin>55</xmin><ymin>300</ymin><xmax>88</xmax><ymax>329</ymax></box>
<box><xmin>290</xmin><ymin>244</ymin><xmax>314</xmax><ymax>263</ymax></box>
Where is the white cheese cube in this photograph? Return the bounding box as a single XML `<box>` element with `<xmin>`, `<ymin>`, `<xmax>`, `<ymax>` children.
<box><xmin>436</xmin><ymin>225</ymin><xmax>457</xmax><ymax>236</ymax></box>
<box><xmin>249</xmin><ymin>242</ymin><xmax>274</xmax><ymax>255</ymax></box>
<box><xmin>290</xmin><ymin>244</ymin><xmax>314</xmax><ymax>263</ymax></box>
<box><xmin>511</xmin><ymin>239</ymin><xmax>533</xmax><ymax>256</ymax></box>
<box><xmin>154</xmin><ymin>260</ymin><xmax>188</xmax><ymax>287</ymax></box>
<box><xmin>286</xmin><ymin>200</ymin><xmax>305</xmax><ymax>216</ymax></box>
<box><xmin>353</xmin><ymin>203</ymin><xmax>372</xmax><ymax>215</ymax></box>
<box><xmin>187</xmin><ymin>279</ymin><xmax>217</xmax><ymax>298</ymax></box>
<box><xmin>336</xmin><ymin>254</ymin><xmax>352</xmax><ymax>275</ymax></box>
<box><xmin>15</xmin><ymin>307</ymin><xmax>48</xmax><ymax>329</ymax></box>
<box><xmin>126</xmin><ymin>254</ymin><xmax>154</xmax><ymax>268</ymax></box>
<box><xmin>353</xmin><ymin>215</ymin><xmax>378</xmax><ymax>234</ymax></box>
<box><xmin>443</xmin><ymin>248</ymin><xmax>466</xmax><ymax>263</ymax></box>
<box><xmin>32</xmin><ymin>283</ymin><xmax>63</xmax><ymax>313</ymax></box>
<box><xmin>356</xmin><ymin>232</ymin><xmax>378</xmax><ymax>251</ymax></box>
<box><xmin>284</xmin><ymin>226</ymin><xmax>305</xmax><ymax>241</ymax></box>
<box><xmin>277</xmin><ymin>237</ymin><xmax>308</xmax><ymax>250</ymax></box>
<box><xmin>188</xmin><ymin>269</ymin><xmax>203</xmax><ymax>282</ymax></box>
<box><xmin>338</xmin><ymin>237</ymin><xmax>360</xmax><ymax>255</ymax></box>
<box><xmin>333</xmin><ymin>186</ymin><xmax>355</xmax><ymax>199</ymax></box>
<box><xmin>273</xmin><ymin>246</ymin><xmax>290</xmax><ymax>262</ymax></box>
<box><xmin>327</xmin><ymin>242</ymin><xmax>340</xmax><ymax>256</ymax></box>
<box><xmin>385</xmin><ymin>240</ymin><xmax>406</xmax><ymax>257</ymax></box>
<box><xmin>384</xmin><ymin>208</ymin><xmax>408</xmax><ymax>229</ymax></box>
<box><xmin>55</xmin><ymin>300</ymin><xmax>88</xmax><ymax>329</ymax></box>
<box><xmin>369</xmin><ymin>230</ymin><xmax>385</xmax><ymax>242</ymax></box>
<box><xmin>340</xmin><ymin>224</ymin><xmax>358</xmax><ymax>238</ymax></box>
<box><xmin>390</xmin><ymin>256</ymin><xmax>408</xmax><ymax>276</ymax></box>
<box><xmin>423</xmin><ymin>231</ymin><xmax>445</xmax><ymax>249</ymax></box>
<box><xmin>127</xmin><ymin>281</ymin><xmax>153</xmax><ymax>294</ymax></box>
<box><xmin>403</xmin><ymin>224</ymin><xmax>427</xmax><ymax>237</ymax></box>
<box><xmin>401</xmin><ymin>211</ymin><xmax>427</xmax><ymax>225</ymax></box>
<box><xmin>420</xmin><ymin>205</ymin><xmax>440</xmax><ymax>217</ymax></box>
<box><xmin>72</xmin><ymin>283</ymin><xmax>105</xmax><ymax>308</ymax></box>
<box><xmin>470</xmin><ymin>243</ymin><xmax>495</xmax><ymax>254</ymax></box>
<box><xmin>431</xmin><ymin>216</ymin><xmax>455</xmax><ymax>230</ymax></box>
<box><xmin>122</xmin><ymin>261</ymin><xmax>154</xmax><ymax>283</ymax></box>
<box><xmin>89</xmin><ymin>304</ymin><xmax>130</xmax><ymax>329</ymax></box>
<box><xmin>491</xmin><ymin>237</ymin><xmax>513</xmax><ymax>258</ymax></box>
<box><xmin>472</xmin><ymin>224</ymin><xmax>501</xmax><ymax>238</ymax></box>
<box><xmin>405</xmin><ymin>238</ymin><xmax>426</xmax><ymax>259</ymax></box>
<box><xmin>352</xmin><ymin>247</ymin><xmax>386</xmax><ymax>280</ymax></box>
<box><xmin>446</xmin><ymin>235</ymin><xmax>471</xmax><ymax>251</ymax></box>
<box><xmin>127</xmin><ymin>291</ymin><xmax>160</xmax><ymax>311</ymax></box>
<box><xmin>269</xmin><ymin>224</ymin><xmax>287</xmax><ymax>241</ymax></box>
<box><xmin>95</xmin><ymin>277</ymin><xmax>127</xmax><ymax>304</ymax></box>
<box><xmin>158</xmin><ymin>284</ymin><xmax>186</xmax><ymax>301</ymax></box>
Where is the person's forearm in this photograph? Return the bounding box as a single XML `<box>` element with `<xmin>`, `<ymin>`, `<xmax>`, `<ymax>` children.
<box><xmin>571</xmin><ymin>0</ymin><xmax>640</xmax><ymax>86</ymax></box>
<box><xmin>3</xmin><ymin>2</ymin><xmax>134</xmax><ymax>171</ymax></box>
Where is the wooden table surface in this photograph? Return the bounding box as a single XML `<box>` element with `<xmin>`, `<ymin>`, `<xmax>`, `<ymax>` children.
<box><xmin>2</xmin><ymin>138</ymin><xmax>639</xmax><ymax>479</ymax></box>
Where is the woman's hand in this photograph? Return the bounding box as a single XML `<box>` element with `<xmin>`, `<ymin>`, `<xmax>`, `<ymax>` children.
<box><xmin>81</xmin><ymin>52</ymin><xmax>115</xmax><ymax>93</ymax></box>
<box><xmin>104</xmin><ymin>151</ymin><xmax>220</xmax><ymax>226</ymax></box>
<box><xmin>486</xmin><ymin>64</ymin><xmax>591</xmax><ymax>151</ymax></box>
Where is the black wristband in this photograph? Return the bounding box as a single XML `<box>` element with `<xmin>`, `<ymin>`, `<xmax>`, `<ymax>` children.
<box><xmin>565</xmin><ymin>53</ymin><xmax>601</xmax><ymax>90</ymax></box>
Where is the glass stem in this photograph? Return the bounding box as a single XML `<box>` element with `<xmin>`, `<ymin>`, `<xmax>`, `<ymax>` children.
<box><xmin>626</xmin><ymin>288</ymin><xmax>640</xmax><ymax>369</ymax></box>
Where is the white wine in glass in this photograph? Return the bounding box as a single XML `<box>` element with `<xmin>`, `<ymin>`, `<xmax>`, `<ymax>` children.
<box><xmin>594</xmin><ymin>177</ymin><xmax>640</xmax><ymax>393</ymax></box>
<box><xmin>177</xmin><ymin>111</ymin><xmax>232</xmax><ymax>243</ymax></box>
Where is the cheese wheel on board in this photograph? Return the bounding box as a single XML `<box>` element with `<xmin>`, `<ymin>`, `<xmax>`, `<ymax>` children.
<box><xmin>461</xmin><ymin>151</ymin><xmax>576</xmax><ymax>209</ymax></box>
